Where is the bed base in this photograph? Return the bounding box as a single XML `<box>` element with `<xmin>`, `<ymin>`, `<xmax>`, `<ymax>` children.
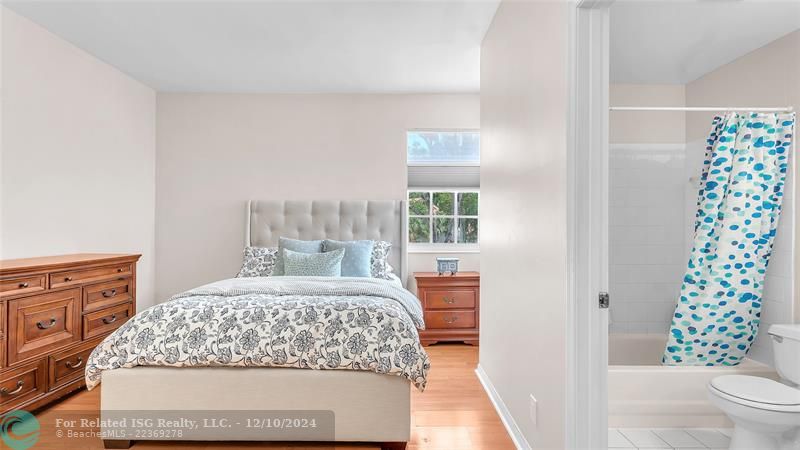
<box><xmin>100</xmin><ymin>366</ymin><xmax>411</xmax><ymax>448</ymax></box>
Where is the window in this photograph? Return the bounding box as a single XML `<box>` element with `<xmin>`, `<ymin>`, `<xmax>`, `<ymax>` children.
<box><xmin>408</xmin><ymin>190</ymin><xmax>479</xmax><ymax>245</ymax></box>
<box><xmin>407</xmin><ymin>130</ymin><xmax>479</xmax><ymax>249</ymax></box>
<box><xmin>407</xmin><ymin>131</ymin><xmax>480</xmax><ymax>165</ymax></box>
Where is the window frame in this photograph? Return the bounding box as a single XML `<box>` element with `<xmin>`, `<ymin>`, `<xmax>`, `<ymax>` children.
<box><xmin>406</xmin><ymin>129</ymin><xmax>481</xmax><ymax>167</ymax></box>
<box><xmin>407</xmin><ymin>188</ymin><xmax>480</xmax><ymax>253</ymax></box>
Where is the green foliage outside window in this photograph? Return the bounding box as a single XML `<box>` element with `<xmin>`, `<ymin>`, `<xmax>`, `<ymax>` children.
<box><xmin>409</xmin><ymin>217</ymin><xmax>430</xmax><ymax>243</ymax></box>
<box><xmin>458</xmin><ymin>192</ymin><xmax>478</xmax><ymax>216</ymax></box>
<box><xmin>408</xmin><ymin>192</ymin><xmax>430</xmax><ymax>215</ymax></box>
<box><xmin>432</xmin><ymin>192</ymin><xmax>454</xmax><ymax>215</ymax></box>
<box><xmin>408</xmin><ymin>190</ymin><xmax>478</xmax><ymax>245</ymax></box>
<box><xmin>433</xmin><ymin>218</ymin><xmax>454</xmax><ymax>243</ymax></box>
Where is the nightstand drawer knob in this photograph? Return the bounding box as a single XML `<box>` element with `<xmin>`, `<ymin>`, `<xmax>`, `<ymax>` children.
<box><xmin>442</xmin><ymin>296</ymin><xmax>456</xmax><ymax>304</ymax></box>
<box><xmin>443</xmin><ymin>316</ymin><xmax>458</xmax><ymax>324</ymax></box>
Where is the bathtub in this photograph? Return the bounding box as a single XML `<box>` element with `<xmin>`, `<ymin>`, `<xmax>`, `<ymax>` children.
<box><xmin>608</xmin><ymin>333</ymin><xmax>779</xmax><ymax>428</ymax></box>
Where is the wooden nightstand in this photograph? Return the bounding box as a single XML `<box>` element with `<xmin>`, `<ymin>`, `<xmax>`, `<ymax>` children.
<box><xmin>414</xmin><ymin>272</ymin><xmax>479</xmax><ymax>346</ymax></box>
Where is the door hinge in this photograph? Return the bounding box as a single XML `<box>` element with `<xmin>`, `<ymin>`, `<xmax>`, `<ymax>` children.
<box><xmin>598</xmin><ymin>292</ymin><xmax>610</xmax><ymax>309</ymax></box>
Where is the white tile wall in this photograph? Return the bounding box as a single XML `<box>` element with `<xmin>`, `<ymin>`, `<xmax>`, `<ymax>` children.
<box><xmin>610</xmin><ymin>144</ymin><xmax>689</xmax><ymax>334</ymax></box>
<box><xmin>609</xmin><ymin>141</ymin><xmax>796</xmax><ymax>367</ymax></box>
<box><xmin>750</xmin><ymin>149</ymin><xmax>795</xmax><ymax>365</ymax></box>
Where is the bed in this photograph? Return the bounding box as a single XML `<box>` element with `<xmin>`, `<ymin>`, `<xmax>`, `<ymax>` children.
<box><xmin>91</xmin><ymin>200</ymin><xmax>426</xmax><ymax>450</ymax></box>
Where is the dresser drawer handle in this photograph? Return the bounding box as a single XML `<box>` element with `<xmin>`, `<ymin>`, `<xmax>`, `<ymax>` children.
<box><xmin>65</xmin><ymin>357</ymin><xmax>84</xmax><ymax>369</ymax></box>
<box><xmin>18</xmin><ymin>282</ymin><xmax>29</xmax><ymax>289</ymax></box>
<box><xmin>0</xmin><ymin>380</ymin><xmax>24</xmax><ymax>396</ymax></box>
<box><xmin>102</xmin><ymin>289</ymin><xmax>117</xmax><ymax>298</ymax></box>
<box><xmin>102</xmin><ymin>314</ymin><xmax>118</xmax><ymax>325</ymax></box>
<box><xmin>117</xmin><ymin>268</ymin><xmax>123</xmax><ymax>273</ymax></box>
<box><xmin>37</xmin><ymin>318</ymin><xmax>57</xmax><ymax>329</ymax></box>
<box><xmin>442</xmin><ymin>296</ymin><xmax>456</xmax><ymax>304</ymax></box>
<box><xmin>443</xmin><ymin>316</ymin><xmax>458</xmax><ymax>324</ymax></box>
<box><xmin>64</xmin><ymin>276</ymin><xmax>73</xmax><ymax>282</ymax></box>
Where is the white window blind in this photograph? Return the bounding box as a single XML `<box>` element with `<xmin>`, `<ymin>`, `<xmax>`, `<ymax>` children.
<box><xmin>407</xmin><ymin>130</ymin><xmax>480</xmax><ymax>188</ymax></box>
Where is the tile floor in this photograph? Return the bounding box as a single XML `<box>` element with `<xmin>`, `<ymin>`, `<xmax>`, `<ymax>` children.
<box><xmin>609</xmin><ymin>428</ymin><xmax>733</xmax><ymax>450</ymax></box>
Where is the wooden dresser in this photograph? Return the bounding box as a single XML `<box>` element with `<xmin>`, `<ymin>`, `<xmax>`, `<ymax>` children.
<box><xmin>0</xmin><ymin>254</ymin><xmax>140</xmax><ymax>414</ymax></box>
<box><xmin>414</xmin><ymin>272</ymin><xmax>479</xmax><ymax>346</ymax></box>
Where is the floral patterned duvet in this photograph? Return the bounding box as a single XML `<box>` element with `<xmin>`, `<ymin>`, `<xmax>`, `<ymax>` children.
<box><xmin>86</xmin><ymin>277</ymin><xmax>430</xmax><ymax>390</ymax></box>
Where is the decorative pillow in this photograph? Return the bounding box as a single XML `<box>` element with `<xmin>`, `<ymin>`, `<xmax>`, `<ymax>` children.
<box><xmin>322</xmin><ymin>240</ymin><xmax>374</xmax><ymax>277</ymax></box>
<box><xmin>273</xmin><ymin>237</ymin><xmax>324</xmax><ymax>276</ymax></box>
<box><xmin>236</xmin><ymin>246</ymin><xmax>279</xmax><ymax>277</ymax></box>
<box><xmin>283</xmin><ymin>248</ymin><xmax>345</xmax><ymax>277</ymax></box>
<box><xmin>370</xmin><ymin>240</ymin><xmax>393</xmax><ymax>279</ymax></box>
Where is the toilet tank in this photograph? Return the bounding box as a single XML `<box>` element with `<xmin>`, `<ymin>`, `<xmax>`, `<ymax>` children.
<box><xmin>769</xmin><ymin>324</ymin><xmax>800</xmax><ymax>386</ymax></box>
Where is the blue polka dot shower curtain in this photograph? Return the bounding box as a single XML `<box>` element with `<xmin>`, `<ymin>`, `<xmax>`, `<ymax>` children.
<box><xmin>663</xmin><ymin>112</ymin><xmax>795</xmax><ymax>366</ymax></box>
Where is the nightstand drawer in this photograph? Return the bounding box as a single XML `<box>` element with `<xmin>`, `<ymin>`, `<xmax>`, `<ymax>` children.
<box><xmin>425</xmin><ymin>310</ymin><xmax>476</xmax><ymax>329</ymax></box>
<box><xmin>424</xmin><ymin>289</ymin><xmax>476</xmax><ymax>309</ymax></box>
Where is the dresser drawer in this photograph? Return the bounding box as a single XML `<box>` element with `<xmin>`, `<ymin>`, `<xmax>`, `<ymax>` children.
<box><xmin>424</xmin><ymin>310</ymin><xmax>476</xmax><ymax>329</ymax></box>
<box><xmin>83</xmin><ymin>278</ymin><xmax>132</xmax><ymax>312</ymax></box>
<box><xmin>83</xmin><ymin>302</ymin><xmax>133</xmax><ymax>340</ymax></box>
<box><xmin>7</xmin><ymin>289</ymin><xmax>82</xmax><ymax>365</ymax></box>
<box><xmin>0</xmin><ymin>358</ymin><xmax>46</xmax><ymax>409</ymax></box>
<box><xmin>49</xmin><ymin>339</ymin><xmax>100</xmax><ymax>390</ymax></box>
<box><xmin>50</xmin><ymin>263</ymin><xmax>131</xmax><ymax>289</ymax></box>
<box><xmin>424</xmin><ymin>289</ymin><xmax>476</xmax><ymax>310</ymax></box>
<box><xmin>0</xmin><ymin>274</ymin><xmax>46</xmax><ymax>298</ymax></box>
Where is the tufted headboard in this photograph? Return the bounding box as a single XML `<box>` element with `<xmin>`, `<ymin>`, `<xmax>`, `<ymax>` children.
<box><xmin>246</xmin><ymin>200</ymin><xmax>408</xmax><ymax>285</ymax></box>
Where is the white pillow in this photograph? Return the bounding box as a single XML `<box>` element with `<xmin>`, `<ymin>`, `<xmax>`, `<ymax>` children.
<box><xmin>236</xmin><ymin>246</ymin><xmax>278</xmax><ymax>277</ymax></box>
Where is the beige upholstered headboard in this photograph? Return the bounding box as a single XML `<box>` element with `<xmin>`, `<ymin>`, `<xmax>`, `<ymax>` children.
<box><xmin>246</xmin><ymin>200</ymin><xmax>408</xmax><ymax>285</ymax></box>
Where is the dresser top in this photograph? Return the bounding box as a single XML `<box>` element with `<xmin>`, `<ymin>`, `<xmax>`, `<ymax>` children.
<box><xmin>0</xmin><ymin>253</ymin><xmax>141</xmax><ymax>274</ymax></box>
<box><xmin>414</xmin><ymin>271</ymin><xmax>479</xmax><ymax>279</ymax></box>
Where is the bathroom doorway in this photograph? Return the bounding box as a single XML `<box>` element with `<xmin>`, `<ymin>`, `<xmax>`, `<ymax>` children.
<box><xmin>605</xmin><ymin>1</ymin><xmax>798</xmax><ymax>449</ymax></box>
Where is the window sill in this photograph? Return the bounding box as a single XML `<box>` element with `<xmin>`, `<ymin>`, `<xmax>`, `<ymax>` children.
<box><xmin>408</xmin><ymin>246</ymin><xmax>480</xmax><ymax>254</ymax></box>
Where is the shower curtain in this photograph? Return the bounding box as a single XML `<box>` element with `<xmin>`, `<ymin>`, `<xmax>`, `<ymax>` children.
<box><xmin>663</xmin><ymin>112</ymin><xmax>795</xmax><ymax>366</ymax></box>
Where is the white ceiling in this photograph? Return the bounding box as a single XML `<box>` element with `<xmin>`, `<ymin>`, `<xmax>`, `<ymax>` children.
<box><xmin>9</xmin><ymin>1</ymin><xmax>799</xmax><ymax>91</ymax></box>
<box><xmin>5</xmin><ymin>1</ymin><xmax>499</xmax><ymax>93</ymax></box>
<box><xmin>611</xmin><ymin>0</ymin><xmax>800</xmax><ymax>84</ymax></box>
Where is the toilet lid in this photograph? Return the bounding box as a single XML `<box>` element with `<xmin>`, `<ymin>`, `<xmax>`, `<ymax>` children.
<box><xmin>710</xmin><ymin>375</ymin><xmax>800</xmax><ymax>406</ymax></box>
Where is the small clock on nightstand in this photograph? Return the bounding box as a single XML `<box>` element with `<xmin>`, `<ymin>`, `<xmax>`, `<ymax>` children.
<box><xmin>414</xmin><ymin>271</ymin><xmax>479</xmax><ymax>346</ymax></box>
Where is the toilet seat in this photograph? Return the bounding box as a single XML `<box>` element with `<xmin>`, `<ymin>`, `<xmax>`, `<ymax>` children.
<box><xmin>709</xmin><ymin>375</ymin><xmax>800</xmax><ymax>413</ymax></box>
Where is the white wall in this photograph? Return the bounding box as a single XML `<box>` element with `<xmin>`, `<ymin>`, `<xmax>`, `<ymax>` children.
<box><xmin>610</xmin><ymin>84</ymin><xmax>685</xmax><ymax>144</ymax></box>
<box><xmin>479</xmin><ymin>1</ymin><xmax>569</xmax><ymax>448</ymax></box>
<box><xmin>0</xmin><ymin>8</ymin><xmax>157</xmax><ymax>308</ymax></box>
<box><xmin>155</xmin><ymin>93</ymin><xmax>480</xmax><ymax>299</ymax></box>
<box><xmin>685</xmin><ymin>30</ymin><xmax>799</xmax><ymax>364</ymax></box>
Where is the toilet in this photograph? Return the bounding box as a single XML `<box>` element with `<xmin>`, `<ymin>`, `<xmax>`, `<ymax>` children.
<box><xmin>708</xmin><ymin>324</ymin><xmax>800</xmax><ymax>450</ymax></box>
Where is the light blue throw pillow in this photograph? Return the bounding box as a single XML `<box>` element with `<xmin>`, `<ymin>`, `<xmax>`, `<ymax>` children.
<box><xmin>322</xmin><ymin>239</ymin><xmax>374</xmax><ymax>277</ymax></box>
<box><xmin>283</xmin><ymin>248</ymin><xmax>345</xmax><ymax>277</ymax></box>
<box><xmin>273</xmin><ymin>237</ymin><xmax>324</xmax><ymax>276</ymax></box>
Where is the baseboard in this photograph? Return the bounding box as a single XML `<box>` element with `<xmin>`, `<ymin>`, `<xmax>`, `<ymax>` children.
<box><xmin>475</xmin><ymin>364</ymin><xmax>531</xmax><ymax>450</ymax></box>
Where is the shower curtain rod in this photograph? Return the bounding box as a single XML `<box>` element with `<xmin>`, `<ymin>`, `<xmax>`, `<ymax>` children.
<box><xmin>609</xmin><ymin>106</ymin><xmax>794</xmax><ymax>112</ymax></box>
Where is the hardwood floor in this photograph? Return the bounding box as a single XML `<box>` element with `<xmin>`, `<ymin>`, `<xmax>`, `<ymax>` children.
<box><xmin>22</xmin><ymin>344</ymin><xmax>515</xmax><ymax>450</ymax></box>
